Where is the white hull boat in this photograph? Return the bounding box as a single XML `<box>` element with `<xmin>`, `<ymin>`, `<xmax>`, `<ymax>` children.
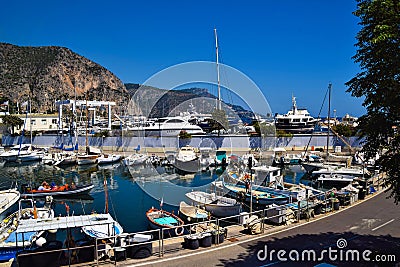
<box><xmin>186</xmin><ymin>191</ymin><xmax>241</xmax><ymax>218</ymax></box>
<box><xmin>97</xmin><ymin>154</ymin><xmax>121</xmax><ymax>165</ymax></box>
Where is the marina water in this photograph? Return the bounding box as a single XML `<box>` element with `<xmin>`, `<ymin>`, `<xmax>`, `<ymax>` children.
<box><xmin>0</xmin><ymin>162</ymin><xmax>306</xmax><ymax>233</ymax></box>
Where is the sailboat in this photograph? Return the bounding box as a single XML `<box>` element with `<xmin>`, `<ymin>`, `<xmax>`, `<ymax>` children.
<box><xmin>77</xmin><ymin>98</ymin><xmax>98</xmax><ymax>165</ymax></box>
<box><xmin>17</xmin><ymin>99</ymin><xmax>45</xmax><ymax>163</ymax></box>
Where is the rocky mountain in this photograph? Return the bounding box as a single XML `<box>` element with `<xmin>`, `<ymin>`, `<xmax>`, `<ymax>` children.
<box><xmin>0</xmin><ymin>43</ymin><xmax>256</xmax><ymax>122</ymax></box>
<box><xmin>0</xmin><ymin>42</ymin><xmax>128</xmax><ymax>113</ymax></box>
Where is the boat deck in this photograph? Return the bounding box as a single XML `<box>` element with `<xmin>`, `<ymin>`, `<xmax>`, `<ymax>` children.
<box><xmin>16</xmin><ymin>213</ymin><xmax>117</xmax><ymax>233</ymax></box>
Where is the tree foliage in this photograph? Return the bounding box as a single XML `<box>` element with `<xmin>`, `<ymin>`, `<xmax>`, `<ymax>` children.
<box><xmin>210</xmin><ymin>109</ymin><xmax>229</xmax><ymax>136</ymax></box>
<box><xmin>253</xmin><ymin>121</ymin><xmax>276</xmax><ymax>136</ymax></box>
<box><xmin>0</xmin><ymin>115</ymin><xmax>24</xmax><ymax>134</ymax></box>
<box><xmin>345</xmin><ymin>0</ymin><xmax>400</xmax><ymax>203</ymax></box>
<box><xmin>331</xmin><ymin>124</ymin><xmax>358</xmax><ymax>137</ymax></box>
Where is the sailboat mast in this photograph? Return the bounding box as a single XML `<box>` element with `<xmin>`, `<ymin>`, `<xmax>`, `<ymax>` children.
<box><xmin>104</xmin><ymin>178</ymin><xmax>109</xmax><ymax>213</ymax></box>
<box><xmin>326</xmin><ymin>83</ymin><xmax>332</xmax><ymax>159</ymax></box>
<box><xmin>85</xmin><ymin>95</ymin><xmax>89</xmax><ymax>154</ymax></box>
<box><xmin>73</xmin><ymin>80</ymin><xmax>77</xmax><ymax>153</ymax></box>
<box><xmin>214</xmin><ymin>28</ymin><xmax>221</xmax><ymax>110</ymax></box>
<box><xmin>29</xmin><ymin>97</ymin><xmax>33</xmax><ymax>146</ymax></box>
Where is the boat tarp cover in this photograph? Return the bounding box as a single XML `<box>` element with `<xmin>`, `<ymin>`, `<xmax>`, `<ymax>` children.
<box><xmin>16</xmin><ymin>213</ymin><xmax>117</xmax><ymax>233</ymax></box>
<box><xmin>154</xmin><ymin>216</ymin><xmax>178</xmax><ymax>226</ymax></box>
<box><xmin>216</xmin><ymin>151</ymin><xmax>227</xmax><ymax>161</ymax></box>
<box><xmin>4</xmin><ymin>231</ymin><xmax>36</xmax><ymax>243</ymax></box>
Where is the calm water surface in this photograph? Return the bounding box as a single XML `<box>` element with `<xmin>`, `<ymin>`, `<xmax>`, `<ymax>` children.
<box><xmin>0</xmin><ymin>161</ymin><xmax>306</xmax><ymax>233</ymax></box>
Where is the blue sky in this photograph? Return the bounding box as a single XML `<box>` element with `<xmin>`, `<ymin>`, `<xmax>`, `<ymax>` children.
<box><xmin>1</xmin><ymin>0</ymin><xmax>365</xmax><ymax>117</ymax></box>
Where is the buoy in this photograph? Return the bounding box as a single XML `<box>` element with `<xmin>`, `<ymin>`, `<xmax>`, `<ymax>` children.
<box><xmin>35</xmin><ymin>237</ymin><xmax>47</xmax><ymax>247</ymax></box>
<box><xmin>175</xmin><ymin>226</ymin><xmax>184</xmax><ymax>236</ymax></box>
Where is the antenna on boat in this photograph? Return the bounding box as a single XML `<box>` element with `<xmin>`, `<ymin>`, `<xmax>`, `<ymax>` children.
<box><xmin>214</xmin><ymin>28</ymin><xmax>221</xmax><ymax>110</ymax></box>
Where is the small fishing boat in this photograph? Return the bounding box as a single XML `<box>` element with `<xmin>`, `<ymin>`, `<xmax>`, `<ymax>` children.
<box><xmin>146</xmin><ymin>208</ymin><xmax>185</xmax><ymax>236</ymax></box>
<box><xmin>185</xmin><ymin>191</ymin><xmax>242</xmax><ymax>218</ymax></box>
<box><xmin>179</xmin><ymin>201</ymin><xmax>208</xmax><ymax>223</ymax></box>
<box><xmin>81</xmin><ymin>214</ymin><xmax>124</xmax><ymax>239</ymax></box>
<box><xmin>20</xmin><ymin>183</ymin><xmax>94</xmax><ymax>198</ymax></box>
<box><xmin>97</xmin><ymin>154</ymin><xmax>121</xmax><ymax>165</ymax></box>
<box><xmin>0</xmin><ymin>189</ymin><xmax>20</xmax><ymax>220</ymax></box>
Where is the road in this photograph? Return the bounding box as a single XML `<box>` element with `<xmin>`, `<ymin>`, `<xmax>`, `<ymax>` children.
<box><xmin>133</xmin><ymin>191</ymin><xmax>400</xmax><ymax>267</ymax></box>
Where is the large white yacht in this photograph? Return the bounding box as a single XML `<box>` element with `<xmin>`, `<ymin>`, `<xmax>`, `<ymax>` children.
<box><xmin>275</xmin><ymin>95</ymin><xmax>319</xmax><ymax>134</ymax></box>
<box><xmin>126</xmin><ymin>116</ymin><xmax>205</xmax><ymax>137</ymax></box>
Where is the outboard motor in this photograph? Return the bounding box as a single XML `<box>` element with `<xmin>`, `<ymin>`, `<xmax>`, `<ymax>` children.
<box><xmin>20</xmin><ymin>184</ymin><xmax>30</xmax><ymax>194</ymax></box>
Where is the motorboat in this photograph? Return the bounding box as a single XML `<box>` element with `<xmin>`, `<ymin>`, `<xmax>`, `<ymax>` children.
<box><xmin>185</xmin><ymin>191</ymin><xmax>241</xmax><ymax>218</ymax></box>
<box><xmin>123</xmin><ymin>153</ymin><xmax>148</xmax><ymax>166</ymax></box>
<box><xmin>174</xmin><ymin>146</ymin><xmax>200</xmax><ymax>174</ymax></box>
<box><xmin>20</xmin><ymin>183</ymin><xmax>94</xmax><ymax>198</ymax></box>
<box><xmin>97</xmin><ymin>154</ymin><xmax>121</xmax><ymax>165</ymax></box>
<box><xmin>81</xmin><ymin>214</ymin><xmax>124</xmax><ymax>239</ymax></box>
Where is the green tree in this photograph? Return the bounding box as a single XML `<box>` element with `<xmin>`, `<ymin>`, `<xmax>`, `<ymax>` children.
<box><xmin>211</xmin><ymin>109</ymin><xmax>229</xmax><ymax>136</ymax></box>
<box><xmin>253</xmin><ymin>121</ymin><xmax>276</xmax><ymax>136</ymax></box>
<box><xmin>331</xmin><ymin>124</ymin><xmax>357</xmax><ymax>137</ymax></box>
<box><xmin>346</xmin><ymin>0</ymin><xmax>400</xmax><ymax>203</ymax></box>
<box><xmin>0</xmin><ymin>115</ymin><xmax>24</xmax><ymax>135</ymax></box>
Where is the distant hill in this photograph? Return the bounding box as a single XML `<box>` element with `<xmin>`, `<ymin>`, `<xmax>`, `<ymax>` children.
<box><xmin>0</xmin><ymin>42</ymin><xmax>128</xmax><ymax>113</ymax></box>
<box><xmin>0</xmin><ymin>43</ymin><xmax>256</xmax><ymax>122</ymax></box>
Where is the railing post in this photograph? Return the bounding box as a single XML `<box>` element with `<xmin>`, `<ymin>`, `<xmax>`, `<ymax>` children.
<box><xmin>95</xmin><ymin>238</ymin><xmax>99</xmax><ymax>266</ymax></box>
<box><xmin>261</xmin><ymin>208</ymin><xmax>265</xmax><ymax>233</ymax></box>
<box><xmin>297</xmin><ymin>200</ymin><xmax>300</xmax><ymax>222</ymax></box>
<box><xmin>158</xmin><ymin>229</ymin><xmax>162</xmax><ymax>258</ymax></box>
<box><xmin>161</xmin><ymin>229</ymin><xmax>164</xmax><ymax>257</ymax></box>
<box><xmin>216</xmin><ymin>218</ymin><xmax>220</xmax><ymax>245</ymax></box>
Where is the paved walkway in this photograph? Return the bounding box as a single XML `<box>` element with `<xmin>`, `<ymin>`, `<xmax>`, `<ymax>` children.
<box><xmin>68</xmin><ymin>182</ymin><xmax>394</xmax><ymax>267</ymax></box>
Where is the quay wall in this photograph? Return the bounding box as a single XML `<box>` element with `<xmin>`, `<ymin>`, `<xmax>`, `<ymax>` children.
<box><xmin>2</xmin><ymin>134</ymin><xmax>364</xmax><ymax>153</ymax></box>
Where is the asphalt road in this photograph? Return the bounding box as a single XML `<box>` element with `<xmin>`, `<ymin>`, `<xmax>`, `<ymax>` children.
<box><xmin>134</xmin><ymin>191</ymin><xmax>400</xmax><ymax>267</ymax></box>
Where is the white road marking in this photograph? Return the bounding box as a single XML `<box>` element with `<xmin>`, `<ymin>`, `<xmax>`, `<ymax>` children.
<box><xmin>371</xmin><ymin>218</ymin><xmax>395</xmax><ymax>232</ymax></box>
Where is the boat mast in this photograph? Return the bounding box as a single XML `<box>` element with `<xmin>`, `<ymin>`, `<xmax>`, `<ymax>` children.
<box><xmin>214</xmin><ymin>28</ymin><xmax>221</xmax><ymax>110</ymax></box>
<box><xmin>85</xmin><ymin>94</ymin><xmax>89</xmax><ymax>154</ymax></box>
<box><xmin>73</xmin><ymin>80</ymin><xmax>77</xmax><ymax>153</ymax></box>
<box><xmin>29</xmin><ymin>97</ymin><xmax>33</xmax><ymax>147</ymax></box>
<box><xmin>104</xmin><ymin>177</ymin><xmax>109</xmax><ymax>213</ymax></box>
<box><xmin>326</xmin><ymin>83</ymin><xmax>332</xmax><ymax>159</ymax></box>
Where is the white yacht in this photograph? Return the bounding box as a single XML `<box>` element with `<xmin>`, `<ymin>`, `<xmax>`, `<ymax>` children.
<box><xmin>126</xmin><ymin>116</ymin><xmax>205</xmax><ymax>137</ymax></box>
<box><xmin>275</xmin><ymin>95</ymin><xmax>319</xmax><ymax>134</ymax></box>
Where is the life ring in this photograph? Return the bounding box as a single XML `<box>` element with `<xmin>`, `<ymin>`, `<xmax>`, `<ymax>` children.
<box><xmin>175</xmin><ymin>226</ymin><xmax>184</xmax><ymax>236</ymax></box>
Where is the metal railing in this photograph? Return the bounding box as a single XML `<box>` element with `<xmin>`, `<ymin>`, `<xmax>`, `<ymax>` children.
<box><xmin>15</xmin><ymin>187</ymin><xmax>373</xmax><ymax>267</ymax></box>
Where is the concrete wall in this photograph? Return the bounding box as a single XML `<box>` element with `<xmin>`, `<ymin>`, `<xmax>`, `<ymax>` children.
<box><xmin>2</xmin><ymin>134</ymin><xmax>364</xmax><ymax>151</ymax></box>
